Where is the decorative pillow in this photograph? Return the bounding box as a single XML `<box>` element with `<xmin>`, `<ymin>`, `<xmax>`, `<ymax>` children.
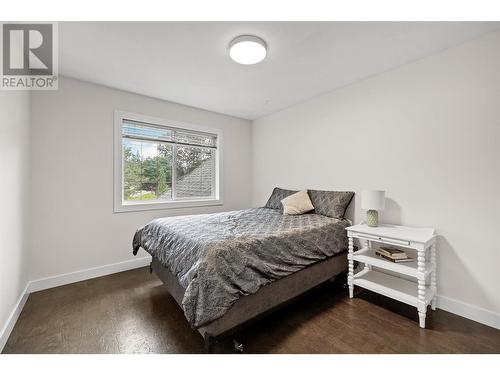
<box><xmin>307</xmin><ymin>190</ymin><xmax>354</xmax><ymax>219</ymax></box>
<box><xmin>264</xmin><ymin>187</ymin><xmax>298</xmax><ymax>210</ymax></box>
<box><xmin>281</xmin><ymin>190</ymin><xmax>315</xmax><ymax>215</ymax></box>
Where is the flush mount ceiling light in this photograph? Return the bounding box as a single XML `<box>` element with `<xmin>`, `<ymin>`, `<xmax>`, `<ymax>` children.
<box><xmin>229</xmin><ymin>35</ymin><xmax>267</xmax><ymax>65</ymax></box>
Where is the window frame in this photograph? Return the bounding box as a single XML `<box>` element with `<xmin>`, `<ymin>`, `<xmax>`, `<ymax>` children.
<box><xmin>114</xmin><ymin>110</ymin><xmax>223</xmax><ymax>213</ymax></box>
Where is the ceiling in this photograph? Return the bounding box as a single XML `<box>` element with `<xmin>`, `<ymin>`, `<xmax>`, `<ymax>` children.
<box><xmin>59</xmin><ymin>22</ymin><xmax>499</xmax><ymax>120</ymax></box>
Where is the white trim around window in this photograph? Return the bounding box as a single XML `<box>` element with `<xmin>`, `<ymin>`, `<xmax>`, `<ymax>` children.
<box><xmin>113</xmin><ymin>110</ymin><xmax>223</xmax><ymax>213</ymax></box>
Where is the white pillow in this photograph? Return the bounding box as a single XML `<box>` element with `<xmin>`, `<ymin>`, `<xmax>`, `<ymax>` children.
<box><xmin>281</xmin><ymin>190</ymin><xmax>315</xmax><ymax>215</ymax></box>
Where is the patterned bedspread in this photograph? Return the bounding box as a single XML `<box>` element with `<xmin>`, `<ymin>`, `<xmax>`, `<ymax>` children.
<box><xmin>132</xmin><ymin>207</ymin><xmax>349</xmax><ymax>328</ymax></box>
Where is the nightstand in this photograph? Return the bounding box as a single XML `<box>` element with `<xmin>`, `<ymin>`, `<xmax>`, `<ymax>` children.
<box><xmin>346</xmin><ymin>223</ymin><xmax>437</xmax><ymax>328</ymax></box>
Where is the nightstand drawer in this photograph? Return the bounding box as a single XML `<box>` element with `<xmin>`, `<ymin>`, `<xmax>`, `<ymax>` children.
<box><xmin>355</xmin><ymin>233</ymin><xmax>410</xmax><ymax>246</ymax></box>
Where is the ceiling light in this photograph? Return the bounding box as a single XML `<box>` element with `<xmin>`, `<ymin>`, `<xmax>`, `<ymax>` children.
<box><xmin>229</xmin><ymin>35</ymin><xmax>267</xmax><ymax>65</ymax></box>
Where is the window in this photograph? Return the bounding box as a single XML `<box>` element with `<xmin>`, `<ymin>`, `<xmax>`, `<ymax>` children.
<box><xmin>114</xmin><ymin>111</ymin><xmax>222</xmax><ymax>212</ymax></box>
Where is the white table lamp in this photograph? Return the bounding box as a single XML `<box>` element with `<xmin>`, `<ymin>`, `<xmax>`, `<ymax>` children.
<box><xmin>362</xmin><ymin>190</ymin><xmax>385</xmax><ymax>227</ymax></box>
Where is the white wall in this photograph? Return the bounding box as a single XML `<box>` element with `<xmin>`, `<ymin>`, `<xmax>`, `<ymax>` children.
<box><xmin>29</xmin><ymin>77</ymin><xmax>252</xmax><ymax>280</ymax></box>
<box><xmin>252</xmin><ymin>31</ymin><xmax>500</xmax><ymax>320</ymax></box>
<box><xmin>0</xmin><ymin>91</ymin><xmax>31</xmax><ymax>345</ymax></box>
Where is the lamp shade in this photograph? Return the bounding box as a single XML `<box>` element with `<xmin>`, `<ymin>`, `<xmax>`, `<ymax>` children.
<box><xmin>361</xmin><ymin>190</ymin><xmax>385</xmax><ymax>210</ymax></box>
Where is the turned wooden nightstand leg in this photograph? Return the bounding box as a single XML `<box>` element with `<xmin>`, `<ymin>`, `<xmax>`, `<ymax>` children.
<box><xmin>418</xmin><ymin>311</ymin><xmax>426</xmax><ymax>329</ymax></box>
<box><xmin>430</xmin><ymin>243</ymin><xmax>437</xmax><ymax>311</ymax></box>
<box><xmin>348</xmin><ymin>236</ymin><xmax>354</xmax><ymax>298</ymax></box>
<box><xmin>417</xmin><ymin>246</ymin><xmax>427</xmax><ymax>328</ymax></box>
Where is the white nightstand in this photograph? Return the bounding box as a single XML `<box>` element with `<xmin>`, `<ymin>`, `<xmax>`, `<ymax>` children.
<box><xmin>346</xmin><ymin>223</ymin><xmax>437</xmax><ymax>328</ymax></box>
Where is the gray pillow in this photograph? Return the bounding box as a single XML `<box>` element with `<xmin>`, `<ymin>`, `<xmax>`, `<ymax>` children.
<box><xmin>264</xmin><ymin>187</ymin><xmax>298</xmax><ymax>210</ymax></box>
<box><xmin>307</xmin><ymin>190</ymin><xmax>354</xmax><ymax>219</ymax></box>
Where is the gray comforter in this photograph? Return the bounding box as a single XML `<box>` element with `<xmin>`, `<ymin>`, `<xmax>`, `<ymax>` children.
<box><xmin>132</xmin><ymin>207</ymin><xmax>349</xmax><ymax>328</ymax></box>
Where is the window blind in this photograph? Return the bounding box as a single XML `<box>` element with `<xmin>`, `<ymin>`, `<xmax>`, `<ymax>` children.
<box><xmin>122</xmin><ymin>120</ymin><xmax>217</xmax><ymax>149</ymax></box>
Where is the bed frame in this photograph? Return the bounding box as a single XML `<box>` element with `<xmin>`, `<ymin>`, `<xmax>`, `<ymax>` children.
<box><xmin>151</xmin><ymin>252</ymin><xmax>348</xmax><ymax>353</ymax></box>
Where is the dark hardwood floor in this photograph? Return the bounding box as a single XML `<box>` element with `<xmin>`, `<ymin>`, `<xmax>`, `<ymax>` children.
<box><xmin>3</xmin><ymin>267</ymin><xmax>500</xmax><ymax>354</ymax></box>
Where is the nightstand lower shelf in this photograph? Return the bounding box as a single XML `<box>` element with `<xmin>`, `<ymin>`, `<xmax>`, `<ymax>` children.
<box><xmin>352</xmin><ymin>269</ymin><xmax>435</xmax><ymax>308</ymax></box>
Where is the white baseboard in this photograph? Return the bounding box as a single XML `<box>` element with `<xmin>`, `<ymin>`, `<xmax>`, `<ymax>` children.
<box><xmin>28</xmin><ymin>256</ymin><xmax>152</xmax><ymax>293</ymax></box>
<box><xmin>437</xmin><ymin>294</ymin><xmax>500</xmax><ymax>330</ymax></box>
<box><xmin>0</xmin><ymin>284</ymin><xmax>30</xmax><ymax>352</ymax></box>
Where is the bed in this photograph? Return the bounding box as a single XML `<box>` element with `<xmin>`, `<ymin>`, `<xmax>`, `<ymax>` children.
<box><xmin>132</xmin><ymin>190</ymin><xmax>353</xmax><ymax>352</ymax></box>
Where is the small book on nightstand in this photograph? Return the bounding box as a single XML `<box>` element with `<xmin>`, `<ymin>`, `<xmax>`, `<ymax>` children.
<box><xmin>375</xmin><ymin>246</ymin><xmax>414</xmax><ymax>263</ymax></box>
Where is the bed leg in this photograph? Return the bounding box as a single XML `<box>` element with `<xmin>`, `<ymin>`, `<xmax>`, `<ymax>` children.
<box><xmin>204</xmin><ymin>333</ymin><xmax>214</xmax><ymax>354</ymax></box>
<box><xmin>149</xmin><ymin>262</ymin><xmax>153</xmax><ymax>274</ymax></box>
<box><xmin>233</xmin><ymin>338</ymin><xmax>244</xmax><ymax>352</ymax></box>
